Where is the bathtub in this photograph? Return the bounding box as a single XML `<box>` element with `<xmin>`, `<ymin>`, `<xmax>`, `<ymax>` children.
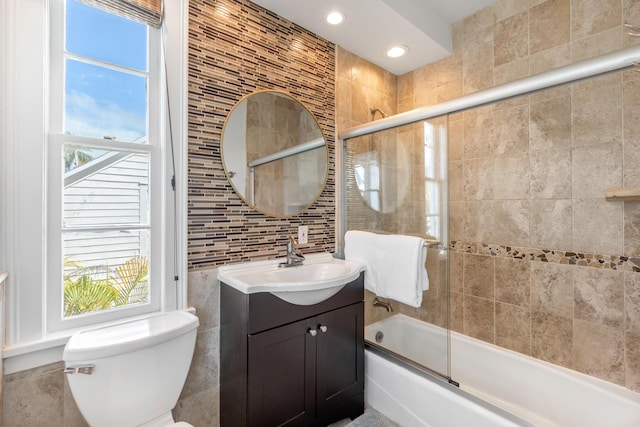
<box><xmin>364</xmin><ymin>314</ymin><xmax>640</xmax><ymax>427</ymax></box>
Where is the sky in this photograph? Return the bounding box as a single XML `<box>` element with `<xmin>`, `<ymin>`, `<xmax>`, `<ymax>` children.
<box><xmin>64</xmin><ymin>0</ymin><xmax>148</xmax><ymax>142</ymax></box>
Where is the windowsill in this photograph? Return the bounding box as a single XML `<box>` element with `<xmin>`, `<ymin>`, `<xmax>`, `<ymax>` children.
<box><xmin>2</xmin><ymin>307</ymin><xmax>196</xmax><ymax>375</ymax></box>
<box><xmin>4</xmin><ymin>332</ymin><xmax>76</xmax><ymax>375</ymax></box>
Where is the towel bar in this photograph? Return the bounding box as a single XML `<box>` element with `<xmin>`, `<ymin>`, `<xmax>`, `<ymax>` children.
<box><xmin>359</xmin><ymin>229</ymin><xmax>441</xmax><ymax>248</ymax></box>
<box><xmin>424</xmin><ymin>239</ymin><xmax>440</xmax><ymax>248</ymax></box>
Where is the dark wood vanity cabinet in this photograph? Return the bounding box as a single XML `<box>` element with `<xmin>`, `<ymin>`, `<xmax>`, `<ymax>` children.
<box><xmin>221</xmin><ymin>274</ymin><xmax>365</xmax><ymax>427</ymax></box>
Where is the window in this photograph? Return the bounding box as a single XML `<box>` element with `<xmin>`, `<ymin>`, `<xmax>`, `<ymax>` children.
<box><xmin>47</xmin><ymin>0</ymin><xmax>163</xmax><ymax>331</ymax></box>
<box><xmin>423</xmin><ymin>121</ymin><xmax>446</xmax><ymax>242</ymax></box>
<box><xmin>2</xmin><ymin>0</ymin><xmax>184</xmax><ymax>368</ymax></box>
<box><xmin>354</xmin><ymin>152</ymin><xmax>381</xmax><ymax>212</ymax></box>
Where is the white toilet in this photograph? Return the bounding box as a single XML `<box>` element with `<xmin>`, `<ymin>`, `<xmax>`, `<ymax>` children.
<box><xmin>63</xmin><ymin>311</ymin><xmax>200</xmax><ymax>427</ymax></box>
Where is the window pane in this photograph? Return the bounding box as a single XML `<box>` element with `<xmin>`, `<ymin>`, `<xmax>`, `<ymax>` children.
<box><xmin>63</xmin><ymin>230</ymin><xmax>150</xmax><ymax>317</ymax></box>
<box><xmin>65</xmin><ymin>59</ymin><xmax>147</xmax><ymax>141</ymax></box>
<box><xmin>66</xmin><ymin>0</ymin><xmax>147</xmax><ymax>71</ymax></box>
<box><xmin>425</xmin><ymin>180</ymin><xmax>439</xmax><ymax>215</ymax></box>
<box><xmin>63</xmin><ymin>145</ymin><xmax>150</xmax><ymax>228</ymax></box>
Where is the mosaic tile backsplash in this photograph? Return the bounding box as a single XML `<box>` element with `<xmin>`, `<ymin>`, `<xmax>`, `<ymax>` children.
<box><xmin>187</xmin><ymin>0</ymin><xmax>336</xmax><ymax>270</ymax></box>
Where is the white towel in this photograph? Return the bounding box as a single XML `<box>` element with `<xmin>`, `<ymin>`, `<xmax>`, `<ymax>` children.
<box><xmin>344</xmin><ymin>230</ymin><xmax>381</xmax><ymax>293</ymax></box>
<box><xmin>344</xmin><ymin>230</ymin><xmax>429</xmax><ymax>308</ymax></box>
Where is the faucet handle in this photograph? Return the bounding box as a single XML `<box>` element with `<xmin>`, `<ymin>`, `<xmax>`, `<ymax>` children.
<box><xmin>279</xmin><ymin>235</ymin><xmax>304</xmax><ymax>267</ymax></box>
<box><xmin>288</xmin><ymin>235</ymin><xmax>304</xmax><ymax>260</ymax></box>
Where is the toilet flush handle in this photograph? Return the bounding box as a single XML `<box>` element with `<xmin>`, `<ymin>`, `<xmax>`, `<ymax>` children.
<box><xmin>64</xmin><ymin>364</ymin><xmax>95</xmax><ymax>375</ymax></box>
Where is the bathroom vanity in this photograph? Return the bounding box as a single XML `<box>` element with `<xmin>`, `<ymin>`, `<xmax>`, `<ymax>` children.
<box><xmin>219</xmin><ymin>259</ymin><xmax>364</xmax><ymax>427</ymax></box>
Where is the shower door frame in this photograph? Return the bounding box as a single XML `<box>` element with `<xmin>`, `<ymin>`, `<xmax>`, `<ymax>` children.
<box><xmin>336</xmin><ymin>43</ymin><xmax>640</xmax><ymax>256</ymax></box>
<box><xmin>335</xmin><ymin>43</ymin><xmax>640</xmax><ymax>384</ymax></box>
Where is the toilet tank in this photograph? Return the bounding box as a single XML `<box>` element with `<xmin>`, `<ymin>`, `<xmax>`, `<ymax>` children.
<box><xmin>63</xmin><ymin>311</ymin><xmax>199</xmax><ymax>427</ymax></box>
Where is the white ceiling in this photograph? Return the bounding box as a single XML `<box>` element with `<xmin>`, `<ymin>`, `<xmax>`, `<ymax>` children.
<box><xmin>251</xmin><ymin>0</ymin><xmax>496</xmax><ymax>75</ymax></box>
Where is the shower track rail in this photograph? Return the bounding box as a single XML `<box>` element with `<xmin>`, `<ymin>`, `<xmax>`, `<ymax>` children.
<box><xmin>336</xmin><ymin>43</ymin><xmax>640</xmax><ymax>252</ymax></box>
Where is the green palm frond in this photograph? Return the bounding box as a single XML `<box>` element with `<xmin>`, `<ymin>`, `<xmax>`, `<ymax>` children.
<box><xmin>63</xmin><ymin>256</ymin><xmax>149</xmax><ymax>316</ymax></box>
<box><xmin>64</xmin><ymin>275</ymin><xmax>119</xmax><ymax>317</ymax></box>
<box><xmin>63</xmin><ymin>256</ymin><xmax>85</xmax><ymax>270</ymax></box>
<box><xmin>113</xmin><ymin>256</ymin><xmax>149</xmax><ymax>305</ymax></box>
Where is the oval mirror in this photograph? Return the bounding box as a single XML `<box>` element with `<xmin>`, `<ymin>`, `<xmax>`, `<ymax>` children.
<box><xmin>221</xmin><ymin>91</ymin><xmax>328</xmax><ymax>217</ymax></box>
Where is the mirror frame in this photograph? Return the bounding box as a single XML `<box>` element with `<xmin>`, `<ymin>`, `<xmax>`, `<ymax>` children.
<box><xmin>220</xmin><ymin>90</ymin><xmax>329</xmax><ymax>217</ymax></box>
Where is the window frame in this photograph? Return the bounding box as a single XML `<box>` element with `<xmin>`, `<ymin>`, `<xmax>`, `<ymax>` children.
<box><xmin>423</xmin><ymin>120</ymin><xmax>448</xmax><ymax>243</ymax></box>
<box><xmin>354</xmin><ymin>152</ymin><xmax>381</xmax><ymax>212</ymax></box>
<box><xmin>1</xmin><ymin>0</ymin><xmax>187</xmax><ymax>369</ymax></box>
<box><xmin>47</xmin><ymin>0</ymin><xmax>163</xmax><ymax>331</ymax></box>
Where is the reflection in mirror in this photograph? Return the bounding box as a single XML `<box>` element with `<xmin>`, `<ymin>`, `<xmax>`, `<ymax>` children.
<box><xmin>351</xmin><ymin>133</ymin><xmax>411</xmax><ymax>215</ymax></box>
<box><xmin>222</xmin><ymin>91</ymin><xmax>328</xmax><ymax>217</ymax></box>
<box><xmin>347</xmin><ymin>118</ymin><xmax>447</xmax><ymax>243</ymax></box>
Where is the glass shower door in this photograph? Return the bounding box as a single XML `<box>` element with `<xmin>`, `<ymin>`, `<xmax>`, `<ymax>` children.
<box><xmin>344</xmin><ymin>115</ymin><xmax>451</xmax><ymax>381</ymax></box>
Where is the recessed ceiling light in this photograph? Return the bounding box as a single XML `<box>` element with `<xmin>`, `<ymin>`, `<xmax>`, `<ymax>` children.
<box><xmin>386</xmin><ymin>45</ymin><xmax>409</xmax><ymax>58</ymax></box>
<box><xmin>326</xmin><ymin>11</ymin><xmax>345</xmax><ymax>25</ymax></box>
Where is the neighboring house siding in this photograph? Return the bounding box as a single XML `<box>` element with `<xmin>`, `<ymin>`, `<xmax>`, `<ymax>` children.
<box><xmin>63</xmin><ymin>153</ymin><xmax>149</xmax><ymax>268</ymax></box>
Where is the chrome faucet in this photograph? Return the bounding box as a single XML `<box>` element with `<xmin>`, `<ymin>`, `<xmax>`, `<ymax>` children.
<box><xmin>373</xmin><ymin>297</ymin><xmax>393</xmax><ymax>312</ymax></box>
<box><xmin>279</xmin><ymin>235</ymin><xmax>305</xmax><ymax>268</ymax></box>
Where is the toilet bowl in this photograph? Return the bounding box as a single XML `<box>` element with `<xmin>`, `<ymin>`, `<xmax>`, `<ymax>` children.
<box><xmin>63</xmin><ymin>311</ymin><xmax>199</xmax><ymax>427</ymax></box>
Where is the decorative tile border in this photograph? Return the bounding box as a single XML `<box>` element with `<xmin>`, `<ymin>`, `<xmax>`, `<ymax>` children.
<box><xmin>450</xmin><ymin>241</ymin><xmax>640</xmax><ymax>273</ymax></box>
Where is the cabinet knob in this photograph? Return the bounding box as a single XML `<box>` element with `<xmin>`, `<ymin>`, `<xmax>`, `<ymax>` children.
<box><xmin>308</xmin><ymin>328</ymin><xmax>317</xmax><ymax>336</ymax></box>
<box><xmin>319</xmin><ymin>325</ymin><xmax>328</xmax><ymax>333</ymax></box>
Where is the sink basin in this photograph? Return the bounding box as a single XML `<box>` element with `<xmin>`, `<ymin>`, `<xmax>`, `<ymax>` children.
<box><xmin>217</xmin><ymin>253</ymin><xmax>364</xmax><ymax>305</ymax></box>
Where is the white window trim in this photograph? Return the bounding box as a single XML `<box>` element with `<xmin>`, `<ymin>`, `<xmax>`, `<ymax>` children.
<box><xmin>47</xmin><ymin>135</ymin><xmax>163</xmax><ymax>331</ymax></box>
<box><xmin>48</xmin><ymin>0</ymin><xmax>163</xmax><ymax>331</ymax></box>
<box><xmin>1</xmin><ymin>0</ymin><xmax>189</xmax><ymax>374</ymax></box>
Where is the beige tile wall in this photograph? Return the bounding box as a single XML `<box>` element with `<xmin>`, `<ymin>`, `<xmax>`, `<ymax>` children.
<box><xmin>3</xmin><ymin>362</ymin><xmax>86</xmax><ymax>426</ymax></box>
<box><xmin>339</xmin><ymin>0</ymin><xmax>640</xmax><ymax>392</ymax></box>
<box><xmin>336</xmin><ymin>48</ymin><xmax>398</xmax><ymax>131</ymax></box>
<box><xmin>443</xmin><ymin>0</ymin><xmax>640</xmax><ymax>391</ymax></box>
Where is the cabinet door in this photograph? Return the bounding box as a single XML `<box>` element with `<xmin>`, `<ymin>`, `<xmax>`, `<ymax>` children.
<box><xmin>315</xmin><ymin>302</ymin><xmax>364</xmax><ymax>415</ymax></box>
<box><xmin>247</xmin><ymin>317</ymin><xmax>316</xmax><ymax>427</ymax></box>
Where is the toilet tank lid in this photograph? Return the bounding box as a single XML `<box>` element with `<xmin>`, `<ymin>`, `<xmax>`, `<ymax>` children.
<box><xmin>63</xmin><ymin>311</ymin><xmax>199</xmax><ymax>361</ymax></box>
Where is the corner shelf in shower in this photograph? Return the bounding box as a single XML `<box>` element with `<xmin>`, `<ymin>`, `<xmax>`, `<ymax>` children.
<box><xmin>604</xmin><ymin>187</ymin><xmax>640</xmax><ymax>201</ymax></box>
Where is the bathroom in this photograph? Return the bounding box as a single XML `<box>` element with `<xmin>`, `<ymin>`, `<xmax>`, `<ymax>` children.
<box><xmin>2</xmin><ymin>0</ymin><xmax>640</xmax><ymax>425</ymax></box>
